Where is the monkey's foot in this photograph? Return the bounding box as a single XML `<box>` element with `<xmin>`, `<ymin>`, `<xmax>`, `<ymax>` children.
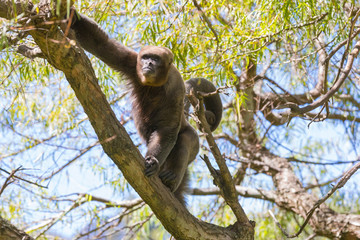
<box><xmin>144</xmin><ymin>156</ymin><xmax>159</xmax><ymax>177</ymax></box>
<box><xmin>159</xmin><ymin>170</ymin><xmax>177</xmax><ymax>191</ymax></box>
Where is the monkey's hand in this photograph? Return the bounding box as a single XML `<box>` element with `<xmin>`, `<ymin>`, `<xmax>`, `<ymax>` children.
<box><xmin>144</xmin><ymin>156</ymin><xmax>160</xmax><ymax>177</ymax></box>
<box><xmin>159</xmin><ymin>170</ymin><xmax>177</xmax><ymax>192</ymax></box>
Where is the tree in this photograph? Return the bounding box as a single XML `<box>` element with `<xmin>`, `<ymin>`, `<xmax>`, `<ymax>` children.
<box><xmin>0</xmin><ymin>0</ymin><xmax>359</xmax><ymax>239</ymax></box>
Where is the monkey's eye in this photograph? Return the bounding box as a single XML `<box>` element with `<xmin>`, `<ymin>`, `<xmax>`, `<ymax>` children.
<box><xmin>143</xmin><ymin>55</ymin><xmax>160</xmax><ymax>62</ymax></box>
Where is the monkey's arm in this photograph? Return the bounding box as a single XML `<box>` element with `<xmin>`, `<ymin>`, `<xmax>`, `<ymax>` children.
<box><xmin>69</xmin><ymin>12</ymin><xmax>138</xmax><ymax>79</ymax></box>
<box><xmin>144</xmin><ymin>126</ymin><xmax>179</xmax><ymax>177</ymax></box>
<box><xmin>185</xmin><ymin>78</ymin><xmax>223</xmax><ymax>131</ymax></box>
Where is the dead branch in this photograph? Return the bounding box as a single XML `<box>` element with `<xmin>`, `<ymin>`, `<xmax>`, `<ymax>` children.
<box><xmin>187</xmin><ymin>89</ymin><xmax>253</xmax><ymax>228</ymax></box>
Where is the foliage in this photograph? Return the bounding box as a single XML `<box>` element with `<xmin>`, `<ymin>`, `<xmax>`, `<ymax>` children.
<box><xmin>1</xmin><ymin>0</ymin><xmax>360</xmax><ymax>239</ymax></box>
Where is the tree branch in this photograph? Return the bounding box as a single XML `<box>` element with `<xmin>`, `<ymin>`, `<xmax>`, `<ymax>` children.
<box><xmin>270</xmin><ymin>161</ymin><xmax>360</xmax><ymax>238</ymax></box>
<box><xmin>0</xmin><ymin>0</ymin><xmax>33</xmax><ymax>19</ymax></box>
<box><xmin>189</xmin><ymin>186</ymin><xmax>276</xmax><ymax>202</ymax></box>
<box><xmin>187</xmin><ymin>90</ymin><xmax>253</xmax><ymax>228</ymax></box>
<box><xmin>16</xmin><ymin>44</ymin><xmax>44</xmax><ymax>59</ymax></box>
<box><xmin>257</xmin><ymin>27</ymin><xmax>360</xmax><ymax>124</ymax></box>
<box><xmin>0</xmin><ymin>216</ymin><xmax>34</xmax><ymax>240</ymax></box>
<box><xmin>245</xmin><ymin>146</ymin><xmax>360</xmax><ymax>239</ymax></box>
<box><xmin>285</xmin><ymin>40</ymin><xmax>360</xmax><ymax>114</ymax></box>
<box><xmin>0</xmin><ymin>167</ymin><xmax>21</xmax><ymax>196</ymax></box>
<box><xmin>0</xmin><ymin>0</ymin><xmax>254</xmax><ymax>239</ymax></box>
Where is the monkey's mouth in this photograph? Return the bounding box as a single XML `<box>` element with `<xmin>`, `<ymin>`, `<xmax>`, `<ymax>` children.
<box><xmin>142</xmin><ymin>66</ymin><xmax>154</xmax><ymax>71</ymax></box>
<box><xmin>142</xmin><ymin>67</ymin><xmax>155</xmax><ymax>76</ymax></box>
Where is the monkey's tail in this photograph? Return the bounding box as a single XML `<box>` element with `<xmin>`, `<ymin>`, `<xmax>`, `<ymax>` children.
<box><xmin>174</xmin><ymin>170</ymin><xmax>189</xmax><ymax>206</ymax></box>
<box><xmin>184</xmin><ymin>78</ymin><xmax>223</xmax><ymax>131</ymax></box>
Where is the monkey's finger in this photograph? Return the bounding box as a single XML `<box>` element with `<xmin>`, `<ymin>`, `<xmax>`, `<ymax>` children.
<box><xmin>145</xmin><ymin>168</ymin><xmax>157</xmax><ymax>176</ymax></box>
<box><xmin>159</xmin><ymin>171</ymin><xmax>176</xmax><ymax>182</ymax></box>
<box><xmin>145</xmin><ymin>163</ymin><xmax>159</xmax><ymax>176</ymax></box>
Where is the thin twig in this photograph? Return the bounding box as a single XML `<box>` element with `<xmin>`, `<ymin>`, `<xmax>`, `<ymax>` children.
<box><xmin>0</xmin><ymin>167</ymin><xmax>22</xmax><ymax>196</ymax></box>
<box><xmin>192</xmin><ymin>0</ymin><xmax>220</xmax><ymax>55</ymax></box>
<box><xmin>0</xmin><ymin>167</ymin><xmax>47</xmax><ymax>189</ymax></box>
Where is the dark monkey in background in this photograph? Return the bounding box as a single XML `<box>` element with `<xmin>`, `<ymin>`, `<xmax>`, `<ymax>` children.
<box><xmin>68</xmin><ymin>10</ymin><xmax>222</xmax><ymax>204</ymax></box>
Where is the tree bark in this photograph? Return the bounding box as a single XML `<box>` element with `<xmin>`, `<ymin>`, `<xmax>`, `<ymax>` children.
<box><xmin>0</xmin><ymin>0</ymin><xmax>254</xmax><ymax>239</ymax></box>
<box><xmin>0</xmin><ymin>216</ymin><xmax>34</xmax><ymax>240</ymax></box>
<box><xmin>242</xmin><ymin>144</ymin><xmax>360</xmax><ymax>239</ymax></box>
<box><xmin>2</xmin><ymin>1</ymin><xmax>359</xmax><ymax>240</ymax></box>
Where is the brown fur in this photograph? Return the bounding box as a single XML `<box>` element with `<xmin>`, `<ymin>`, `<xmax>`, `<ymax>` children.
<box><xmin>70</xmin><ymin>12</ymin><xmax>222</xmax><ymax>205</ymax></box>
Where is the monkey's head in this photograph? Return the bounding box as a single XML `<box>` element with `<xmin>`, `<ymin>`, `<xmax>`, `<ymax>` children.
<box><xmin>137</xmin><ymin>46</ymin><xmax>174</xmax><ymax>87</ymax></box>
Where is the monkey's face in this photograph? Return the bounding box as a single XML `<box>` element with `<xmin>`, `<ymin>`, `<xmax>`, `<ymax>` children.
<box><xmin>139</xmin><ymin>54</ymin><xmax>163</xmax><ymax>84</ymax></box>
<box><xmin>137</xmin><ymin>46</ymin><xmax>174</xmax><ymax>87</ymax></box>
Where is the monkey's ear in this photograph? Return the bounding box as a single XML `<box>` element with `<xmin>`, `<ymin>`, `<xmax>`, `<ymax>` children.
<box><xmin>169</xmin><ymin>56</ymin><xmax>174</xmax><ymax>65</ymax></box>
<box><xmin>159</xmin><ymin>46</ymin><xmax>174</xmax><ymax>65</ymax></box>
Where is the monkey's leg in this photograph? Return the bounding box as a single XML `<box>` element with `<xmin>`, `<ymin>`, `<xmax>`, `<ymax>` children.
<box><xmin>159</xmin><ymin>125</ymin><xmax>199</xmax><ymax>192</ymax></box>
